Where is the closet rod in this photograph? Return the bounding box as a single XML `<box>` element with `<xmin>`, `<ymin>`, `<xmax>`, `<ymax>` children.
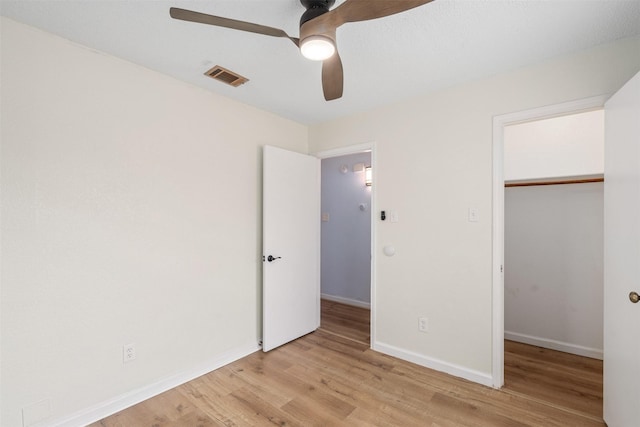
<box><xmin>505</xmin><ymin>177</ymin><xmax>604</xmax><ymax>188</ymax></box>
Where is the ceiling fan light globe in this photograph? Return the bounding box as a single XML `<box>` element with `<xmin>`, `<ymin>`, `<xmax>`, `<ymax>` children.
<box><xmin>300</xmin><ymin>36</ymin><xmax>336</xmax><ymax>61</ymax></box>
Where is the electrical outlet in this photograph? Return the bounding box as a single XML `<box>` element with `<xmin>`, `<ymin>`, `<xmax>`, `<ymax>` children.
<box><xmin>419</xmin><ymin>317</ymin><xmax>429</xmax><ymax>333</ymax></box>
<box><xmin>123</xmin><ymin>343</ymin><xmax>136</xmax><ymax>363</ymax></box>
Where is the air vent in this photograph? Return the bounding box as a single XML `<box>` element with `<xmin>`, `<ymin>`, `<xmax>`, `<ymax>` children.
<box><xmin>204</xmin><ymin>65</ymin><xmax>249</xmax><ymax>87</ymax></box>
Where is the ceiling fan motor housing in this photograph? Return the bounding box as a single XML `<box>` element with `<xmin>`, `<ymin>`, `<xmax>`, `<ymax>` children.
<box><xmin>300</xmin><ymin>0</ymin><xmax>336</xmax><ymax>26</ymax></box>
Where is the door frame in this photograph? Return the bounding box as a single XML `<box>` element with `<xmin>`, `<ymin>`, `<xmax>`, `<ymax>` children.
<box><xmin>491</xmin><ymin>96</ymin><xmax>608</xmax><ymax>387</ymax></box>
<box><xmin>313</xmin><ymin>142</ymin><xmax>376</xmax><ymax>348</ymax></box>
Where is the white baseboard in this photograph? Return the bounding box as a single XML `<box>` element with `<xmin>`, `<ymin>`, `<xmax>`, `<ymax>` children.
<box><xmin>373</xmin><ymin>341</ymin><xmax>493</xmax><ymax>388</ymax></box>
<box><xmin>505</xmin><ymin>331</ymin><xmax>603</xmax><ymax>360</ymax></box>
<box><xmin>321</xmin><ymin>293</ymin><xmax>371</xmax><ymax>309</ymax></box>
<box><xmin>43</xmin><ymin>343</ymin><xmax>260</xmax><ymax>427</ymax></box>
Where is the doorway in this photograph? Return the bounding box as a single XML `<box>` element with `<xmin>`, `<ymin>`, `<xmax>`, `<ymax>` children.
<box><xmin>500</xmin><ymin>110</ymin><xmax>605</xmax><ymax>418</ymax></box>
<box><xmin>503</xmin><ymin>110</ymin><xmax>604</xmax><ymax>359</ymax></box>
<box><xmin>493</xmin><ymin>97</ymin><xmax>605</xmax><ymax>420</ymax></box>
<box><xmin>492</xmin><ymin>95</ymin><xmax>608</xmax><ymax>388</ymax></box>
<box><xmin>315</xmin><ymin>143</ymin><xmax>375</xmax><ymax>346</ymax></box>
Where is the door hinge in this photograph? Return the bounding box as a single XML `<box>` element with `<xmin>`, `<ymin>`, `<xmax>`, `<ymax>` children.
<box><xmin>500</xmin><ymin>265</ymin><xmax>504</xmax><ymax>273</ymax></box>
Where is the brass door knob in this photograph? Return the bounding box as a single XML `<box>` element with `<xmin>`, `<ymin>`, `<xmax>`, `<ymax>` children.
<box><xmin>630</xmin><ymin>291</ymin><xmax>640</xmax><ymax>304</ymax></box>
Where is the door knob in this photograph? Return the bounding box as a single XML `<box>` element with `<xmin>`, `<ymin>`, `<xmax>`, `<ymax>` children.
<box><xmin>266</xmin><ymin>255</ymin><xmax>281</xmax><ymax>262</ymax></box>
<box><xmin>630</xmin><ymin>291</ymin><xmax>640</xmax><ymax>303</ymax></box>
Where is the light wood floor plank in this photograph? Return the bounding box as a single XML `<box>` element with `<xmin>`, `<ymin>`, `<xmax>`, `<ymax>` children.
<box><xmin>503</xmin><ymin>339</ymin><xmax>603</xmax><ymax>419</ymax></box>
<box><xmin>90</xmin><ymin>301</ymin><xmax>604</xmax><ymax>426</ymax></box>
<box><xmin>320</xmin><ymin>299</ymin><xmax>370</xmax><ymax>344</ymax></box>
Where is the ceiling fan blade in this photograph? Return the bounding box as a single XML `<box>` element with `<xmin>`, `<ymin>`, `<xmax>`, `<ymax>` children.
<box><xmin>304</xmin><ymin>0</ymin><xmax>433</xmax><ymax>34</ymax></box>
<box><xmin>333</xmin><ymin>0</ymin><xmax>434</xmax><ymax>24</ymax></box>
<box><xmin>322</xmin><ymin>50</ymin><xmax>344</xmax><ymax>101</ymax></box>
<box><xmin>170</xmin><ymin>8</ymin><xmax>299</xmax><ymax>47</ymax></box>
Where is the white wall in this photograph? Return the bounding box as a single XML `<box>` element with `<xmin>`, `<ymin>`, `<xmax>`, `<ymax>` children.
<box><xmin>504</xmin><ymin>110</ymin><xmax>604</xmax><ymax>181</ymax></box>
<box><xmin>2</xmin><ymin>17</ymin><xmax>639</xmax><ymax>426</ymax></box>
<box><xmin>0</xmin><ymin>18</ymin><xmax>307</xmax><ymax>427</ymax></box>
<box><xmin>308</xmin><ymin>36</ymin><xmax>640</xmax><ymax>383</ymax></box>
<box><xmin>505</xmin><ymin>183</ymin><xmax>604</xmax><ymax>358</ymax></box>
<box><xmin>321</xmin><ymin>153</ymin><xmax>372</xmax><ymax>307</ymax></box>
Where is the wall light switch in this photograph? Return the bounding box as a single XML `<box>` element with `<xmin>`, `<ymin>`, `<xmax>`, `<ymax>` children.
<box><xmin>468</xmin><ymin>208</ymin><xmax>479</xmax><ymax>222</ymax></box>
<box><xmin>322</xmin><ymin>212</ymin><xmax>330</xmax><ymax>222</ymax></box>
<box><xmin>390</xmin><ymin>211</ymin><xmax>399</xmax><ymax>223</ymax></box>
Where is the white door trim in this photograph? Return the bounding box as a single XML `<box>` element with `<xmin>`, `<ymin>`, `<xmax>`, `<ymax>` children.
<box><xmin>491</xmin><ymin>96</ymin><xmax>608</xmax><ymax>388</ymax></box>
<box><xmin>313</xmin><ymin>142</ymin><xmax>376</xmax><ymax>348</ymax></box>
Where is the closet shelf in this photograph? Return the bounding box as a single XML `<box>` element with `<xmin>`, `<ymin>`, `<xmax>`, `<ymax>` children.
<box><xmin>505</xmin><ymin>174</ymin><xmax>604</xmax><ymax>188</ymax></box>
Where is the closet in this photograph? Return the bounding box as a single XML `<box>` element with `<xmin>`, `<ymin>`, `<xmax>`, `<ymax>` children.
<box><xmin>504</xmin><ymin>110</ymin><xmax>604</xmax><ymax>359</ymax></box>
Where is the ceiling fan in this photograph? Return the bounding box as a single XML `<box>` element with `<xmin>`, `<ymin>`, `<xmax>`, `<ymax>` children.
<box><xmin>169</xmin><ymin>0</ymin><xmax>434</xmax><ymax>101</ymax></box>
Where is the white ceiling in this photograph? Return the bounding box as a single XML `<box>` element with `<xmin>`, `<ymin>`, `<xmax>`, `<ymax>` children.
<box><xmin>2</xmin><ymin>0</ymin><xmax>639</xmax><ymax>125</ymax></box>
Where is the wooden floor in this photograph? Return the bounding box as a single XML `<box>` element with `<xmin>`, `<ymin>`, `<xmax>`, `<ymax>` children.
<box><xmin>503</xmin><ymin>340</ymin><xmax>603</xmax><ymax>419</ymax></box>
<box><xmin>320</xmin><ymin>299</ymin><xmax>370</xmax><ymax>345</ymax></box>
<box><xmin>91</xmin><ymin>301</ymin><xmax>604</xmax><ymax>427</ymax></box>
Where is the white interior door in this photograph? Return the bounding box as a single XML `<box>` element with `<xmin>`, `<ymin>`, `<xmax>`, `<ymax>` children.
<box><xmin>603</xmin><ymin>71</ymin><xmax>640</xmax><ymax>426</ymax></box>
<box><xmin>262</xmin><ymin>145</ymin><xmax>320</xmax><ymax>352</ymax></box>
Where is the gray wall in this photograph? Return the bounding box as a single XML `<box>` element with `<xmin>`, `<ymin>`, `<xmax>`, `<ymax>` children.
<box><xmin>321</xmin><ymin>153</ymin><xmax>372</xmax><ymax>306</ymax></box>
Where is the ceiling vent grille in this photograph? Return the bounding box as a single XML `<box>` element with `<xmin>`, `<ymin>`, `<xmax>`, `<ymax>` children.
<box><xmin>204</xmin><ymin>65</ymin><xmax>249</xmax><ymax>87</ymax></box>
